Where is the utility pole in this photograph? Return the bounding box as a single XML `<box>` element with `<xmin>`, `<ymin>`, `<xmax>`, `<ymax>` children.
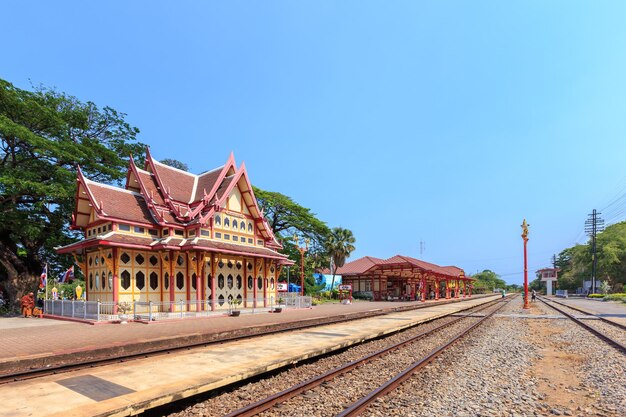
<box><xmin>419</xmin><ymin>241</ymin><xmax>425</xmax><ymax>259</ymax></box>
<box><xmin>584</xmin><ymin>209</ymin><xmax>604</xmax><ymax>294</ymax></box>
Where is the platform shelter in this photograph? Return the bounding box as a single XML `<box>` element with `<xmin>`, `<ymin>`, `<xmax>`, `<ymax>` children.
<box><xmin>338</xmin><ymin>255</ymin><xmax>471</xmax><ymax>301</ymax></box>
<box><xmin>56</xmin><ymin>150</ymin><xmax>293</xmax><ymax>314</ymax></box>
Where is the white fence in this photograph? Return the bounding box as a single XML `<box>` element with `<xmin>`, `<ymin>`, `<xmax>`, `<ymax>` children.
<box><xmin>45</xmin><ymin>295</ymin><xmax>312</xmax><ymax>322</ymax></box>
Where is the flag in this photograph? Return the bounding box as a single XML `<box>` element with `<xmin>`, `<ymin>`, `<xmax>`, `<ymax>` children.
<box><xmin>39</xmin><ymin>264</ymin><xmax>48</xmax><ymax>289</ymax></box>
<box><xmin>59</xmin><ymin>266</ymin><xmax>74</xmax><ymax>283</ymax></box>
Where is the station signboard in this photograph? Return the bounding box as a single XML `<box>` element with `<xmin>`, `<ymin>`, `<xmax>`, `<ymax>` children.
<box><xmin>277</xmin><ymin>283</ymin><xmax>288</xmax><ymax>292</ymax></box>
<box><xmin>338</xmin><ymin>284</ymin><xmax>352</xmax><ymax>291</ymax></box>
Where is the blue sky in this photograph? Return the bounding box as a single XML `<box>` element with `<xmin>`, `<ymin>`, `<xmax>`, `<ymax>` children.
<box><xmin>4</xmin><ymin>1</ymin><xmax>626</xmax><ymax>284</ymax></box>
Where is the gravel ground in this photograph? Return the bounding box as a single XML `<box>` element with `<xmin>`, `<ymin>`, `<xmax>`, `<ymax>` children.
<box><xmin>162</xmin><ymin>296</ymin><xmax>625</xmax><ymax>417</ymax></box>
<box><xmin>367</xmin><ymin>297</ymin><xmax>625</xmax><ymax>417</ymax></box>
<box><xmin>539</xmin><ymin>299</ymin><xmax>626</xmax><ymax>346</ymax></box>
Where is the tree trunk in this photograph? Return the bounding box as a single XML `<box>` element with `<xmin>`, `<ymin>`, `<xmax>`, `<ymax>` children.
<box><xmin>0</xmin><ymin>242</ymin><xmax>39</xmax><ymax>309</ymax></box>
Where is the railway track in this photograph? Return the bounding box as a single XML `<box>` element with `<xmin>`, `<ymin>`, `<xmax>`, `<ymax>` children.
<box><xmin>223</xmin><ymin>296</ymin><xmax>511</xmax><ymax>417</ymax></box>
<box><xmin>537</xmin><ymin>296</ymin><xmax>626</xmax><ymax>354</ymax></box>
<box><xmin>0</xmin><ymin>295</ymin><xmax>493</xmax><ymax>386</ymax></box>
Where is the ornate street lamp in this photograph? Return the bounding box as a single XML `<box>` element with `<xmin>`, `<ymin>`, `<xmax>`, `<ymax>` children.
<box><xmin>293</xmin><ymin>234</ymin><xmax>309</xmax><ymax>296</ymax></box>
<box><xmin>521</xmin><ymin>219</ymin><xmax>530</xmax><ymax>309</ymax></box>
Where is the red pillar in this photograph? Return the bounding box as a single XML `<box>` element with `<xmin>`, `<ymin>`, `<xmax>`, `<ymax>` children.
<box><xmin>455</xmin><ymin>279</ymin><xmax>460</xmax><ymax>298</ymax></box>
<box><xmin>253</xmin><ymin>258</ymin><xmax>258</xmax><ymax>308</ymax></box>
<box><xmin>434</xmin><ymin>278</ymin><xmax>440</xmax><ymax>300</ymax></box>
<box><xmin>210</xmin><ymin>253</ymin><xmax>216</xmax><ymax>311</ymax></box>
<box><xmin>421</xmin><ymin>277</ymin><xmax>426</xmax><ymax>302</ymax></box>
<box><xmin>446</xmin><ymin>279</ymin><xmax>450</xmax><ymax>299</ymax></box>
<box><xmin>169</xmin><ymin>251</ymin><xmax>175</xmax><ymax>312</ymax></box>
<box><xmin>112</xmin><ymin>248</ymin><xmax>119</xmax><ymax>313</ymax></box>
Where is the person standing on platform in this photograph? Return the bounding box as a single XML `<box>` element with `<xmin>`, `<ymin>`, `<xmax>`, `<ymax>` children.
<box><xmin>531</xmin><ymin>289</ymin><xmax>537</xmax><ymax>302</ymax></box>
<box><xmin>21</xmin><ymin>292</ymin><xmax>35</xmax><ymax>317</ymax></box>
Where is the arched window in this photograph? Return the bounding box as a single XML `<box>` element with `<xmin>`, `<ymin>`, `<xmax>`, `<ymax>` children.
<box><xmin>236</xmin><ymin>275</ymin><xmax>242</xmax><ymax>289</ymax></box>
<box><xmin>108</xmin><ymin>272</ymin><xmax>113</xmax><ymax>290</ymax></box>
<box><xmin>89</xmin><ymin>273</ymin><xmax>94</xmax><ymax>290</ymax></box>
<box><xmin>101</xmin><ymin>274</ymin><xmax>106</xmax><ymax>290</ymax></box>
<box><xmin>224</xmin><ymin>217</ymin><xmax>230</xmax><ymax>228</ymax></box>
<box><xmin>191</xmin><ymin>273</ymin><xmax>197</xmax><ymax>290</ymax></box>
<box><xmin>215</xmin><ymin>214</ymin><xmax>221</xmax><ymax>226</ymax></box>
<box><xmin>227</xmin><ymin>274</ymin><xmax>234</xmax><ymax>289</ymax></box>
<box><xmin>218</xmin><ymin>274</ymin><xmax>225</xmax><ymax>289</ymax></box>
<box><xmin>240</xmin><ymin>220</ymin><xmax>246</xmax><ymax>230</ymax></box>
<box><xmin>121</xmin><ymin>270</ymin><xmax>131</xmax><ymax>290</ymax></box>
<box><xmin>164</xmin><ymin>272</ymin><xmax>169</xmax><ymax>290</ymax></box>
<box><xmin>95</xmin><ymin>272</ymin><xmax>99</xmax><ymax>289</ymax></box>
<box><xmin>232</xmin><ymin>220</ymin><xmax>238</xmax><ymax>230</ymax></box>
<box><xmin>176</xmin><ymin>272</ymin><xmax>184</xmax><ymax>290</ymax></box>
<box><xmin>150</xmin><ymin>272</ymin><xmax>158</xmax><ymax>290</ymax></box>
<box><xmin>248</xmin><ymin>222</ymin><xmax>253</xmax><ymax>233</ymax></box>
<box><xmin>136</xmin><ymin>271</ymin><xmax>145</xmax><ymax>290</ymax></box>
<box><xmin>248</xmin><ymin>276</ymin><xmax>253</xmax><ymax>290</ymax></box>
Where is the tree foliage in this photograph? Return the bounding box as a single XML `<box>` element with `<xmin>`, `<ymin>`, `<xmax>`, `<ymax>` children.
<box><xmin>556</xmin><ymin>222</ymin><xmax>626</xmax><ymax>292</ymax></box>
<box><xmin>253</xmin><ymin>186</ymin><xmax>358</xmax><ymax>294</ymax></box>
<box><xmin>0</xmin><ymin>78</ymin><xmax>144</xmax><ymax>307</ymax></box>
<box><xmin>160</xmin><ymin>158</ymin><xmax>189</xmax><ymax>172</ymax></box>
<box><xmin>327</xmin><ymin>227</ymin><xmax>356</xmax><ymax>290</ymax></box>
<box><xmin>470</xmin><ymin>269</ymin><xmax>506</xmax><ymax>293</ymax></box>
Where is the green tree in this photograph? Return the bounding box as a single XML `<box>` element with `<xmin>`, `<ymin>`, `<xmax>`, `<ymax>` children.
<box><xmin>327</xmin><ymin>227</ymin><xmax>356</xmax><ymax>291</ymax></box>
<box><xmin>471</xmin><ymin>270</ymin><xmax>506</xmax><ymax>293</ymax></box>
<box><xmin>160</xmin><ymin>158</ymin><xmax>189</xmax><ymax>171</ymax></box>
<box><xmin>0</xmin><ymin>78</ymin><xmax>144</xmax><ymax>308</ymax></box>
<box><xmin>254</xmin><ymin>186</ymin><xmax>332</xmax><ymax>294</ymax></box>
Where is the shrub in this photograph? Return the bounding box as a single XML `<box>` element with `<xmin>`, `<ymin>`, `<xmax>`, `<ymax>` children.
<box><xmin>588</xmin><ymin>294</ymin><xmax>604</xmax><ymax>298</ymax></box>
<box><xmin>603</xmin><ymin>293</ymin><xmax>626</xmax><ymax>302</ymax></box>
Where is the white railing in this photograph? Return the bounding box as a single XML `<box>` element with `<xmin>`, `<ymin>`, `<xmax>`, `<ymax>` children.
<box><xmin>45</xmin><ymin>295</ymin><xmax>312</xmax><ymax>322</ymax></box>
<box><xmin>555</xmin><ymin>290</ymin><xmax>568</xmax><ymax>298</ymax></box>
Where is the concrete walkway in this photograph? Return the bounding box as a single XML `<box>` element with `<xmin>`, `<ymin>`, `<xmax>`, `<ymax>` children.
<box><xmin>0</xmin><ymin>295</ymin><xmax>499</xmax><ymax>417</ymax></box>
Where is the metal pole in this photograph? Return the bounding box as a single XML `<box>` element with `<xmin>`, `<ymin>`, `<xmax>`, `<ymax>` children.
<box><xmin>522</xmin><ymin>219</ymin><xmax>530</xmax><ymax>309</ymax></box>
<box><xmin>300</xmin><ymin>249</ymin><xmax>305</xmax><ymax>297</ymax></box>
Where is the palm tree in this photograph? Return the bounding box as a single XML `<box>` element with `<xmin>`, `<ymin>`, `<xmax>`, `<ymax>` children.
<box><xmin>327</xmin><ymin>227</ymin><xmax>356</xmax><ymax>293</ymax></box>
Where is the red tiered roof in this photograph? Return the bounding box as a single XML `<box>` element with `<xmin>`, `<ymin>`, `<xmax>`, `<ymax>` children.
<box><xmin>337</xmin><ymin>254</ymin><xmax>466</xmax><ymax>280</ymax></box>
<box><xmin>62</xmin><ymin>150</ymin><xmax>289</xmax><ymax>262</ymax></box>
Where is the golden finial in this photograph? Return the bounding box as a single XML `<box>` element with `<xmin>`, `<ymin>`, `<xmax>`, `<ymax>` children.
<box><xmin>521</xmin><ymin>219</ymin><xmax>529</xmax><ymax>240</ymax></box>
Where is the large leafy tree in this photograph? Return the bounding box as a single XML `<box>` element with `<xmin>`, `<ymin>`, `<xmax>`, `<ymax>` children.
<box><xmin>327</xmin><ymin>227</ymin><xmax>356</xmax><ymax>291</ymax></box>
<box><xmin>253</xmin><ymin>186</ymin><xmax>335</xmax><ymax>294</ymax></box>
<box><xmin>556</xmin><ymin>222</ymin><xmax>626</xmax><ymax>292</ymax></box>
<box><xmin>0</xmin><ymin>78</ymin><xmax>144</xmax><ymax>307</ymax></box>
<box><xmin>470</xmin><ymin>269</ymin><xmax>506</xmax><ymax>293</ymax></box>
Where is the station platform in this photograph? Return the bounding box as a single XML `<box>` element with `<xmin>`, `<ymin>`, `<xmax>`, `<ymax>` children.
<box><xmin>0</xmin><ymin>294</ymin><xmax>499</xmax><ymax>417</ymax></box>
<box><xmin>0</xmin><ymin>295</ymin><xmax>490</xmax><ymax>376</ymax></box>
<box><xmin>545</xmin><ymin>296</ymin><xmax>626</xmax><ymax>325</ymax></box>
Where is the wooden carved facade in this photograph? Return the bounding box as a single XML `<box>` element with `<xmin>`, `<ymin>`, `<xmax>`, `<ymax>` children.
<box><xmin>57</xmin><ymin>150</ymin><xmax>292</xmax><ymax>311</ymax></box>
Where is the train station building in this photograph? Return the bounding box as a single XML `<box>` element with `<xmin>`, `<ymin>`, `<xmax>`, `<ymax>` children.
<box><xmin>337</xmin><ymin>255</ymin><xmax>471</xmax><ymax>301</ymax></box>
<box><xmin>56</xmin><ymin>150</ymin><xmax>293</xmax><ymax>313</ymax></box>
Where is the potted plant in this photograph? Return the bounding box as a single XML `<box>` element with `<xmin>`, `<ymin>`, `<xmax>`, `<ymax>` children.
<box><xmin>229</xmin><ymin>298</ymin><xmax>241</xmax><ymax>316</ymax></box>
<box><xmin>117</xmin><ymin>301</ymin><xmax>132</xmax><ymax>324</ymax></box>
<box><xmin>273</xmin><ymin>297</ymin><xmax>284</xmax><ymax>313</ymax></box>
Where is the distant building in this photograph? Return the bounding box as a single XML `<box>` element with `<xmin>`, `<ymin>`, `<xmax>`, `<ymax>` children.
<box><xmin>313</xmin><ymin>272</ymin><xmax>342</xmax><ymax>291</ymax></box>
<box><xmin>337</xmin><ymin>255</ymin><xmax>470</xmax><ymax>301</ymax></box>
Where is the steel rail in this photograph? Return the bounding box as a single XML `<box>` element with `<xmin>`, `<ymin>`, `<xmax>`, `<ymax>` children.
<box><xmin>537</xmin><ymin>296</ymin><xmax>626</xmax><ymax>354</ymax></box>
<box><xmin>539</xmin><ymin>296</ymin><xmax>626</xmax><ymax>331</ymax></box>
<box><xmin>224</xmin><ymin>297</ymin><xmax>508</xmax><ymax>417</ymax></box>
<box><xmin>0</xmin><ymin>295</ymin><xmax>495</xmax><ymax>385</ymax></box>
<box><xmin>336</xmin><ymin>297</ymin><xmax>510</xmax><ymax>417</ymax></box>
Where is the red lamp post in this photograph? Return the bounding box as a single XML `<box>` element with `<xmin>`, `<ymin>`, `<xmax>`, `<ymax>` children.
<box><xmin>521</xmin><ymin>219</ymin><xmax>530</xmax><ymax>309</ymax></box>
<box><xmin>293</xmin><ymin>234</ymin><xmax>309</xmax><ymax>296</ymax></box>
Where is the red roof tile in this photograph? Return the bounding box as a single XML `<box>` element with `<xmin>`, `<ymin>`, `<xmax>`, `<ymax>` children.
<box><xmin>136</xmin><ymin>169</ymin><xmax>165</xmax><ymax>206</ymax></box>
<box><xmin>336</xmin><ymin>256</ymin><xmax>384</xmax><ymax>275</ymax></box>
<box><xmin>193</xmin><ymin>167</ymin><xmax>223</xmax><ymax>202</ymax></box>
<box><xmin>86</xmin><ymin>180</ymin><xmax>156</xmax><ymax>225</ymax></box>
<box><xmin>151</xmin><ymin>159</ymin><xmax>196</xmax><ymax>203</ymax></box>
